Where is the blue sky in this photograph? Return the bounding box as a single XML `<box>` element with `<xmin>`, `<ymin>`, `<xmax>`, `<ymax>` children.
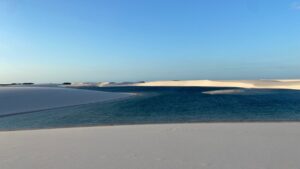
<box><xmin>1</xmin><ymin>0</ymin><xmax>300</xmax><ymax>83</ymax></box>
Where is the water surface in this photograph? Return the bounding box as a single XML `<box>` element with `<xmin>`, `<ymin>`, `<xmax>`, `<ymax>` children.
<box><xmin>1</xmin><ymin>87</ymin><xmax>300</xmax><ymax>130</ymax></box>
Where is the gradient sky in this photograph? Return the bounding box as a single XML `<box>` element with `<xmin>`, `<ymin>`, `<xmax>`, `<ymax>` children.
<box><xmin>1</xmin><ymin>0</ymin><xmax>300</xmax><ymax>83</ymax></box>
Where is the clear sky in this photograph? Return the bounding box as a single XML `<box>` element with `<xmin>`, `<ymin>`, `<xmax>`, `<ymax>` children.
<box><xmin>1</xmin><ymin>0</ymin><xmax>300</xmax><ymax>83</ymax></box>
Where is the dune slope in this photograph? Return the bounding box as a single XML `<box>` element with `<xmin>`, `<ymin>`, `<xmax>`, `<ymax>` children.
<box><xmin>0</xmin><ymin>87</ymin><xmax>132</xmax><ymax>116</ymax></box>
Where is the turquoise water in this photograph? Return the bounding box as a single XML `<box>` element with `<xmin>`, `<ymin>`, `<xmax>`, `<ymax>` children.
<box><xmin>1</xmin><ymin>87</ymin><xmax>300</xmax><ymax>130</ymax></box>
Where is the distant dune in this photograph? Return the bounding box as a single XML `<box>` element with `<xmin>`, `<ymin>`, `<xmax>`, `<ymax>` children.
<box><xmin>70</xmin><ymin>81</ymin><xmax>143</xmax><ymax>87</ymax></box>
<box><xmin>68</xmin><ymin>79</ymin><xmax>300</xmax><ymax>90</ymax></box>
<box><xmin>0</xmin><ymin>87</ymin><xmax>133</xmax><ymax>116</ymax></box>
<box><xmin>132</xmin><ymin>80</ymin><xmax>300</xmax><ymax>90</ymax></box>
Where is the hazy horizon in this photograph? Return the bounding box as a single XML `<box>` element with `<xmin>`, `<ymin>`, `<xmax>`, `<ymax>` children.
<box><xmin>1</xmin><ymin>0</ymin><xmax>300</xmax><ymax>83</ymax></box>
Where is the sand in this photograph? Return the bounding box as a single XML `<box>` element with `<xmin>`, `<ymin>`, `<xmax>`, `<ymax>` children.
<box><xmin>68</xmin><ymin>79</ymin><xmax>300</xmax><ymax>90</ymax></box>
<box><xmin>0</xmin><ymin>123</ymin><xmax>300</xmax><ymax>169</ymax></box>
<box><xmin>0</xmin><ymin>87</ymin><xmax>132</xmax><ymax>116</ymax></box>
<box><xmin>202</xmin><ymin>89</ymin><xmax>245</xmax><ymax>95</ymax></box>
<box><xmin>132</xmin><ymin>79</ymin><xmax>300</xmax><ymax>90</ymax></box>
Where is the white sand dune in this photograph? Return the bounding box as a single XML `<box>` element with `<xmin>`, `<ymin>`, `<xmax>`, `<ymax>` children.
<box><xmin>276</xmin><ymin>79</ymin><xmax>300</xmax><ymax>82</ymax></box>
<box><xmin>0</xmin><ymin>123</ymin><xmax>300</xmax><ymax>169</ymax></box>
<box><xmin>132</xmin><ymin>79</ymin><xmax>300</xmax><ymax>90</ymax></box>
<box><xmin>0</xmin><ymin>87</ymin><xmax>133</xmax><ymax>116</ymax></box>
<box><xmin>66</xmin><ymin>79</ymin><xmax>300</xmax><ymax>90</ymax></box>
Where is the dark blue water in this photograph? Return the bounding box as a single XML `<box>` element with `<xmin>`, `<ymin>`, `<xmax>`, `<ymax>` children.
<box><xmin>1</xmin><ymin>87</ymin><xmax>300</xmax><ymax>130</ymax></box>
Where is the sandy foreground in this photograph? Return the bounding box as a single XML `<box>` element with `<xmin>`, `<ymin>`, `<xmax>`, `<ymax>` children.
<box><xmin>0</xmin><ymin>123</ymin><xmax>299</xmax><ymax>169</ymax></box>
<box><xmin>0</xmin><ymin>87</ymin><xmax>132</xmax><ymax>116</ymax></box>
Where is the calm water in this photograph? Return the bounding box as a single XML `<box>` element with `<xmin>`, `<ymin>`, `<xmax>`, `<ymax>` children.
<box><xmin>1</xmin><ymin>86</ymin><xmax>300</xmax><ymax>130</ymax></box>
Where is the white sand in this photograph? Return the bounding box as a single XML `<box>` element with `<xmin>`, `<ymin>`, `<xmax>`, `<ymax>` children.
<box><xmin>0</xmin><ymin>123</ymin><xmax>300</xmax><ymax>169</ymax></box>
<box><xmin>0</xmin><ymin>87</ymin><xmax>132</xmax><ymax>116</ymax></box>
<box><xmin>132</xmin><ymin>80</ymin><xmax>300</xmax><ymax>90</ymax></box>
<box><xmin>67</xmin><ymin>79</ymin><xmax>300</xmax><ymax>90</ymax></box>
<box><xmin>202</xmin><ymin>89</ymin><xmax>245</xmax><ymax>95</ymax></box>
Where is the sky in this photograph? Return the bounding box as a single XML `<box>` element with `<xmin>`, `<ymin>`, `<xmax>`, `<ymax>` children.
<box><xmin>0</xmin><ymin>0</ymin><xmax>300</xmax><ymax>83</ymax></box>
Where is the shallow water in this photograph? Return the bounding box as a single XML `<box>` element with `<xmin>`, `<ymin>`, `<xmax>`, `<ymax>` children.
<box><xmin>1</xmin><ymin>87</ymin><xmax>300</xmax><ymax>130</ymax></box>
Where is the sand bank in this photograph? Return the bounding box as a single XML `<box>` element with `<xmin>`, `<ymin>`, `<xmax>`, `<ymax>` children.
<box><xmin>0</xmin><ymin>87</ymin><xmax>132</xmax><ymax>116</ymax></box>
<box><xmin>0</xmin><ymin>123</ymin><xmax>299</xmax><ymax>169</ymax></box>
